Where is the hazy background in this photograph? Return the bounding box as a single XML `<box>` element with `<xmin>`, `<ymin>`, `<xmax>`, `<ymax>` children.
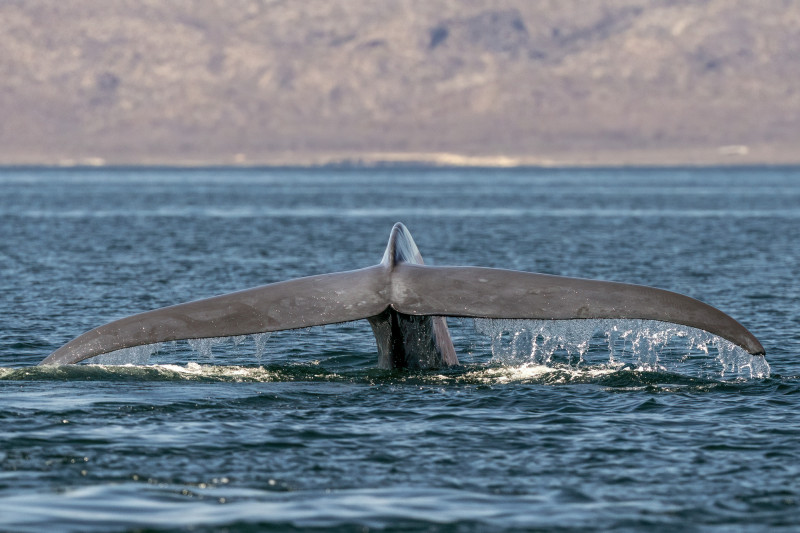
<box><xmin>2</xmin><ymin>0</ymin><xmax>799</xmax><ymax>167</ymax></box>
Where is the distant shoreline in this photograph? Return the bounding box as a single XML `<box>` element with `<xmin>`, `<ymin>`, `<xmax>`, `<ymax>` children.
<box><xmin>3</xmin><ymin>146</ymin><xmax>800</xmax><ymax>170</ymax></box>
<box><xmin>3</xmin><ymin>163</ymin><xmax>800</xmax><ymax>172</ymax></box>
<box><xmin>0</xmin><ymin>151</ymin><xmax>800</xmax><ymax>170</ymax></box>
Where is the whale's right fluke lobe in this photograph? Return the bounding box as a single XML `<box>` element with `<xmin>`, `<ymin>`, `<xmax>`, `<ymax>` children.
<box><xmin>389</xmin><ymin>264</ymin><xmax>765</xmax><ymax>356</ymax></box>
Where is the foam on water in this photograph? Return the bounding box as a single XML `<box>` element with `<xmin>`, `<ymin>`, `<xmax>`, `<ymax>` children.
<box><xmin>0</xmin><ymin>361</ymin><xmax>328</xmax><ymax>382</ymax></box>
<box><xmin>152</xmin><ymin>361</ymin><xmax>282</xmax><ymax>381</ymax></box>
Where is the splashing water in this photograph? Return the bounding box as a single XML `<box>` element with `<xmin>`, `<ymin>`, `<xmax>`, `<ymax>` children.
<box><xmin>473</xmin><ymin>318</ymin><xmax>770</xmax><ymax>379</ymax></box>
<box><xmin>79</xmin><ymin>319</ymin><xmax>769</xmax><ymax>380</ymax></box>
<box><xmin>87</xmin><ymin>343</ymin><xmax>163</xmax><ymax>365</ymax></box>
<box><xmin>252</xmin><ymin>332</ymin><xmax>271</xmax><ymax>359</ymax></box>
<box><xmin>83</xmin><ymin>333</ymin><xmax>272</xmax><ymax>366</ymax></box>
<box><xmin>186</xmin><ymin>337</ymin><xmax>229</xmax><ymax>360</ymax></box>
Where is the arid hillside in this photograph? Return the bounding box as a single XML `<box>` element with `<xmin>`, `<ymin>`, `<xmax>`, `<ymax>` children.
<box><xmin>2</xmin><ymin>0</ymin><xmax>799</xmax><ymax>166</ymax></box>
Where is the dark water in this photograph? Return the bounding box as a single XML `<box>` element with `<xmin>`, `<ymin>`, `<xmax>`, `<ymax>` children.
<box><xmin>1</xmin><ymin>168</ymin><xmax>799</xmax><ymax>532</ymax></box>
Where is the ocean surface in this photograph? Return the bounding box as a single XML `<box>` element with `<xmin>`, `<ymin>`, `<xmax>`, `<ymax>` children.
<box><xmin>0</xmin><ymin>167</ymin><xmax>798</xmax><ymax>532</ymax></box>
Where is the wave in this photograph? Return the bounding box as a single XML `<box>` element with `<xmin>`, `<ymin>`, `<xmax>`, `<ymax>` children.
<box><xmin>0</xmin><ymin>361</ymin><xmax>765</xmax><ymax>391</ymax></box>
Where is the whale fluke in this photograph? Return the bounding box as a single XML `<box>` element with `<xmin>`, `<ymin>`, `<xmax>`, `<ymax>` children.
<box><xmin>40</xmin><ymin>222</ymin><xmax>765</xmax><ymax>367</ymax></box>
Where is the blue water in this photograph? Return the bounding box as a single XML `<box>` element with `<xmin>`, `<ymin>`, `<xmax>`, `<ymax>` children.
<box><xmin>1</xmin><ymin>167</ymin><xmax>799</xmax><ymax>532</ymax></box>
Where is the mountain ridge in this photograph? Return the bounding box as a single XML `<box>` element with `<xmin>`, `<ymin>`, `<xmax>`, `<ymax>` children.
<box><xmin>2</xmin><ymin>1</ymin><xmax>799</xmax><ymax>166</ymax></box>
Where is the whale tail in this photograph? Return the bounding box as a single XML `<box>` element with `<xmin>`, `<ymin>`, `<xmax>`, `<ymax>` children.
<box><xmin>40</xmin><ymin>223</ymin><xmax>764</xmax><ymax>367</ymax></box>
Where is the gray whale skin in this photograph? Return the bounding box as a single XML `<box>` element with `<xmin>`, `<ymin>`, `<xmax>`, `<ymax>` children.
<box><xmin>40</xmin><ymin>222</ymin><xmax>765</xmax><ymax>367</ymax></box>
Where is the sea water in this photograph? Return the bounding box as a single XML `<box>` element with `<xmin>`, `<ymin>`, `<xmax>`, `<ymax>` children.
<box><xmin>1</xmin><ymin>167</ymin><xmax>799</xmax><ymax>531</ymax></box>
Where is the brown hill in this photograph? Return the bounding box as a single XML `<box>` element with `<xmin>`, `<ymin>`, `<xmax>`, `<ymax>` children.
<box><xmin>2</xmin><ymin>0</ymin><xmax>799</xmax><ymax>166</ymax></box>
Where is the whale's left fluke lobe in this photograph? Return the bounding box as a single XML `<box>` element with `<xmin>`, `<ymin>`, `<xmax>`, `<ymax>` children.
<box><xmin>40</xmin><ymin>222</ymin><xmax>765</xmax><ymax>367</ymax></box>
<box><xmin>40</xmin><ymin>267</ymin><xmax>391</xmax><ymax>366</ymax></box>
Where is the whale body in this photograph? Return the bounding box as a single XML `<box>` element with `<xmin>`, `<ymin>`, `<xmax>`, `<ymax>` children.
<box><xmin>40</xmin><ymin>222</ymin><xmax>765</xmax><ymax>367</ymax></box>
